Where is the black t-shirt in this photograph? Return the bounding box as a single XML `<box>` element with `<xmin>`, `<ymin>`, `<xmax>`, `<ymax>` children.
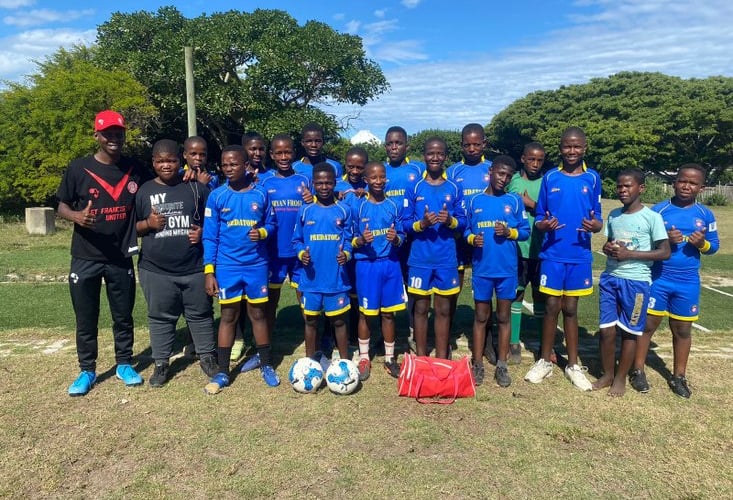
<box><xmin>57</xmin><ymin>155</ymin><xmax>151</xmax><ymax>262</ymax></box>
<box><xmin>136</xmin><ymin>180</ymin><xmax>209</xmax><ymax>275</ymax></box>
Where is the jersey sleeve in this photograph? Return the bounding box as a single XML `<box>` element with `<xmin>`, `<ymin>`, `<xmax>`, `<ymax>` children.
<box><xmin>514</xmin><ymin>195</ymin><xmax>530</xmax><ymax>242</ymax></box>
<box><xmin>292</xmin><ymin>205</ymin><xmax>307</xmax><ymax>257</ymax></box>
<box><xmin>403</xmin><ymin>185</ymin><xmax>419</xmax><ymax>234</ymax></box>
<box><xmin>702</xmin><ymin>208</ymin><xmax>720</xmax><ymax>255</ymax></box>
<box><xmin>534</xmin><ymin>176</ymin><xmax>548</xmax><ymax>223</ymax></box>
<box><xmin>202</xmin><ymin>191</ymin><xmax>220</xmax><ymax>271</ymax></box>
<box><xmin>340</xmin><ymin>204</ymin><xmax>354</xmax><ymax>258</ymax></box>
<box><xmin>451</xmin><ymin>184</ymin><xmax>467</xmax><ymax>233</ymax></box>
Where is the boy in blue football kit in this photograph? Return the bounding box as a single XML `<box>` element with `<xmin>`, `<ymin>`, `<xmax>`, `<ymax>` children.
<box><xmin>202</xmin><ymin>145</ymin><xmax>279</xmax><ymax>394</ymax></box>
<box><xmin>524</xmin><ymin>127</ymin><xmax>603</xmax><ymax>391</ymax></box>
<box><xmin>292</xmin><ymin>162</ymin><xmax>354</xmax><ymax>364</ymax></box>
<box><xmin>593</xmin><ymin>169</ymin><xmax>670</xmax><ymax>397</ymax></box>
<box><xmin>135</xmin><ymin>139</ymin><xmax>218</xmax><ymax>387</ymax></box>
<box><xmin>404</xmin><ymin>137</ymin><xmax>466</xmax><ymax>359</ymax></box>
<box><xmin>447</xmin><ymin>123</ymin><xmax>493</xmax><ymax>357</ymax></box>
<box><xmin>464</xmin><ymin>156</ymin><xmax>529</xmax><ymax>387</ymax></box>
<box><xmin>506</xmin><ymin>142</ymin><xmax>546</xmax><ymax>364</ymax></box>
<box><xmin>293</xmin><ymin>122</ymin><xmax>343</xmax><ymax>179</ymax></box>
<box><xmin>351</xmin><ymin>161</ymin><xmax>407</xmax><ymax>380</ymax></box>
<box><xmin>260</xmin><ymin>135</ymin><xmax>313</xmax><ymax>343</ymax></box>
<box><xmin>632</xmin><ymin>164</ymin><xmax>719</xmax><ymax>398</ymax></box>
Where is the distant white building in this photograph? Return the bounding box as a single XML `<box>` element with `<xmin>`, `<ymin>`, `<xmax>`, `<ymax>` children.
<box><xmin>350</xmin><ymin>130</ymin><xmax>381</xmax><ymax>146</ymax></box>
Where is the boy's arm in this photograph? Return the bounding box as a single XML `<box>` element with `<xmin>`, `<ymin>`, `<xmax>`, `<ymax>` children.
<box><xmin>341</xmin><ymin>206</ymin><xmax>353</xmax><ymax>260</ymax></box>
<box><xmin>259</xmin><ymin>192</ymin><xmax>276</xmax><ymax>239</ymax></box>
<box><xmin>292</xmin><ymin>206</ymin><xmax>307</xmax><ymax>261</ymax></box>
<box><xmin>202</xmin><ymin>194</ymin><xmax>219</xmax><ymax>274</ymax></box>
<box><xmin>514</xmin><ymin>197</ymin><xmax>531</xmax><ymax>242</ymax></box>
<box><xmin>463</xmin><ymin>200</ymin><xmax>477</xmax><ymax>245</ymax></box>
<box><xmin>448</xmin><ymin>188</ymin><xmax>467</xmax><ymax>233</ymax></box>
<box><xmin>393</xmin><ymin>203</ymin><xmax>406</xmax><ymax>247</ymax></box>
<box><xmin>688</xmin><ymin>211</ymin><xmax>719</xmax><ymax>255</ymax></box>
<box><xmin>608</xmin><ymin>239</ymin><xmax>671</xmax><ymax>262</ymax></box>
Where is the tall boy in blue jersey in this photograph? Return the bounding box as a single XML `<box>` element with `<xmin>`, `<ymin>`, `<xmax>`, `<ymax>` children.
<box><xmin>293</xmin><ymin>122</ymin><xmax>342</xmax><ymax>179</ymax></box>
<box><xmin>506</xmin><ymin>142</ymin><xmax>546</xmax><ymax>364</ymax></box>
<box><xmin>260</xmin><ymin>135</ymin><xmax>313</xmax><ymax>347</ymax></box>
<box><xmin>292</xmin><ymin>162</ymin><xmax>354</xmax><ymax>363</ymax></box>
<box><xmin>465</xmin><ymin>156</ymin><xmax>529</xmax><ymax>387</ymax></box>
<box><xmin>351</xmin><ymin>161</ymin><xmax>407</xmax><ymax>380</ymax></box>
<box><xmin>384</xmin><ymin>126</ymin><xmax>425</xmax><ymax>350</ymax></box>
<box><xmin>593</xmin><ymin>169</ymin><xmax>669</xmax><ymax>397</ymax></box>
<box><xmin>404</xmin><ymin>137</ymin><xmax>466</xmax><ymax>359</ymax></box>
<box><xmin>631</xmin><ymin>164</ymin><xmax>719</xmax><ymax>398</ymax></box>
<box><xmin>202</xmin><ymin>145</ymin><xmax>279</xmax><ymax>394</ymax></box>
<box><xmin>524</xmin><ymin>127</ymin><xmax>603</xmax><ymax>391</ymax></box>
<box><xmin>447</xmin><ymin>123</ymin><xmax>493</xmax><ymax>360</ymax></box>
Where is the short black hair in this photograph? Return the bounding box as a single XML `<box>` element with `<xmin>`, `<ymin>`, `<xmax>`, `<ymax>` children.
<box><xmin>301</xmin><ymin>122</ymin><xmax>324</xmax><ymax>136</ymax></box>
<box><xmin>242</xmin><ymin>131</ymin><xmax>265</xmax><ymax>146</ymax></box>
<box><xmin>461</xmin><ymin>123</ymin><xmax>485</xmax><ymax>139</ymax></box>
<box><xmin>345</xmin><ymin>146</ymin><xmax>368</xmax><ymax>162</ymax></box>
<box><xmin>385</xmin><ymin>126</ymin><xmax>407</xmax><ymax>141</ymax></box>
<box><xmin>423</xmin><ymin>136</ymin><xmax>447</xmax><ymax>152</ymax></box>
<box><xmin>183</xmin><ymin>135</ymin><xmax>206</xmax><ymax>150</ymax></box>
<box><xmin>153</xmin><ymin>139</ymin><xmax>179</xmax><ymax>156</ymax></box>
<box><xmin>678</xmin><ymin>163</ymin><xmax>707</xmax><ymax>182</ymax></box>
<box><xmin>491</xmin><ymin>155</ymin><xmax>517</xmax><ymax>171</ymax></box>
<box><xmin>365</xmin><ymin>161</ymin><xmax>385</xmax><ymax>175</ymax></box>
<box><xmin>561</xmin><ymin>126</ymin><xmax>587</xmax><ymax>143</ymax></box>
<box><xmin>523</xmin><ymin>142</ymin><xmax>545</xmax><ymax>154</ymax></box>
<box><xmin>313</xmin><ymin>161</ymin><xmax>335</xmax><ymax>179</ymax></box>
<box><xmin>271</xmin><ymin>134</ymin><xmax>294</xmax><ymax>148</ymax></box>
<box><xmin>618</xmin><ymin>168</ymin><xmax>645</xmax><ymax>185</ymax></box>
<box><xmin>221</xmin><ymin>144</ymin><xmax>248</xmax><ymax>162</ymax></box>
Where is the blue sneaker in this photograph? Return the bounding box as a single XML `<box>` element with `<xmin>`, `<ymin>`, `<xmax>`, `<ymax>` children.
<box><xmin>68</xmin><ymin>371</ymin><xmax>96</xmax><ymax>397</ymax></box>
<box><xmin>261</xmin><ymin>365</ymin><xmax>280</xmax><ymax>387</ymax></box>
<box><xmin>204</xmin><ymin>372</ymin><xmax>230</xmax><ymax>395</ymax></box>
<box><xmin>240</xmin><ymin>353</ymin><xmax>261</xmax><ymax>373</ymax></box>
<box><xmin>116</xmin><ymin>364</ymin><xmax>143</xmax><ymax>386</ymax></box>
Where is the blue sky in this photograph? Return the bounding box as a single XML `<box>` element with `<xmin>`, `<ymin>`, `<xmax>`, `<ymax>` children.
<box><xmin>1</xmin><ymin>0</ymin><xmax>732</xmax><ymax>140</ymax></box>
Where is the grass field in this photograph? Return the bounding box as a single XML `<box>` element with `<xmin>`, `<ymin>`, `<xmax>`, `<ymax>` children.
<box><xmin>1</xmin><ymin>203</ymin><xmax>732</xmax><ymax>498</ymax></box>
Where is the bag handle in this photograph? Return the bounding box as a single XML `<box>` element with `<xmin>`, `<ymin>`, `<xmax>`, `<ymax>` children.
<box><xmin>415</xmin><ymin>374</ymin><xmax>459</xmax><ymax>405</ymax></box>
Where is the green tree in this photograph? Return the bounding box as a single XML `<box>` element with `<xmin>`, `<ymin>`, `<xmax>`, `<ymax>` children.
<box><xmin>0</xmin><ymin>48</ymin><xmax>155</xmax><ymax>206</ymax></box>
<box><xmin>486</xmin><ymin>72</ymin><xmax>733</xmax><ymax>182</ymax></box>
<box><xmin>408</xmin><ymin>129</ymin><xmax>463</xmax><ymax>164</ymax></box>
<box><xmin>95</xmin><ymin>7</ymin><xmax>388</xmax><ymax>149</ymax></box>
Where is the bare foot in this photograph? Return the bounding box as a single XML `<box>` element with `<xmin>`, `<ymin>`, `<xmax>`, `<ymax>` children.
<box><xmin>608</xmin><ymin>379</ymin><xmax>626</xmax><ymax>397</ymax></box>
<box><xmin>592</xmin><ymin>374</ymin><xmax>613</xmax><ymax>390</ymax></box>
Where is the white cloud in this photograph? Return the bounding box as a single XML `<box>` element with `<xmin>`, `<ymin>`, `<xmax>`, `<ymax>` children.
<box><xmin>0</xmin><ymin>0</ymin><xmax>34</xmax><ymax>8</ymax></box>
<box><xmin>4</xmin><ymin>8</ymin><xmax>95</xmax><ymax>27</ymax></box>
<box><xmin>344</xmin><ymin>19</ymin><xmax>360</xmax><ymax>35</ymax></box>
<box><xmin>333</xmin><ymin>12</ymin><xmax>345</xmax><ymax>21</ymax></box>
<box><xmin>0</xmin><ymin>27</ymin><xmax>95</xmax><ymax>80</ymax></box>
<box><xmin>334</xmin><ymin>0</ymin><xmax>733</xmax><ymax>137</ymax></box>
<box><xmin>401</xmin><ymin>0</ymin><xmax>421</xmax><ymax>8</ymax></box>
<box><xmin>374</xmin><ymin>9</ymin><xmax>386</xmax><ymax>18</ymax></box>
<box><xmin>359</xmin><ymin>19</ymin><xmax>427</xmax><ymax>64</ymax></box>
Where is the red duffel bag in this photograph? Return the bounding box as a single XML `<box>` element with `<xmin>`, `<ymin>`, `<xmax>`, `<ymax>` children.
<box><xmin>397</xmin><ymin>353</ymin><xmax>476</xmax><ymax>404</ymax></box>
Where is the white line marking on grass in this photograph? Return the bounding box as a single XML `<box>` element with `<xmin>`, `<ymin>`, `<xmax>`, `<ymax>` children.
<box><xmin>42</xmin><ymin>339</ymin><xmax>69</xmax><ymax>354</ymax></box>
<box><xmin>702</xmin><ymin>284</ymin><xmax>733</xmax><ymax>298</ymax></box>
<box><xmin>692</xmin><ymin>323</ymin><xmax>711</xmax><ymax>333</ymax></box>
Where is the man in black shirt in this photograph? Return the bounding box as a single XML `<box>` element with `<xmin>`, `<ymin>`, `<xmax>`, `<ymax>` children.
<box><xmin>57</xmin><ymin>110</ymin><xmax>149</xmax><ymax>396</ymax></box>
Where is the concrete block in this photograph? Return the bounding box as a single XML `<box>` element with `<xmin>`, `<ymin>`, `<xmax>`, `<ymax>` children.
<box><xmin>25</xmin><ymin>207</ymin><xmax>56</xmax><ymax>235</ymax></box>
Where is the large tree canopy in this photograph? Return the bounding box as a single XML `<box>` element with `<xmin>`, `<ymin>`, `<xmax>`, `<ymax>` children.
<box><xmin>0</xmin><ymin>47</ymin><xmax>155</xmax><ymax>206</ymax></box>
<box><xmin>95</xmin><ymin>7</ymin><xmax>388</xmax><ymax>148</ymax></box>
<box><xmin>486</xmin><ymin>72</ymin><xmax>733</xmax><ymax>183</ymax></box>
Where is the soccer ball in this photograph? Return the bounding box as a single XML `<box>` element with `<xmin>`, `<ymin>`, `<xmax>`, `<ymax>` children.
<box><xmin>325</xmin><ymin>359</ymin><xmax>360</xmax><ymax>395</ymax></box>
<box><xmin>288</xmin><ymin>357</ymin><xmax>324</xmax><ymax>394</ymax></box>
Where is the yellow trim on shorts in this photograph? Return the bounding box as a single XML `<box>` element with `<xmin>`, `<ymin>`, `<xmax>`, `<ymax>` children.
<box><xmin>301</xmin><ymin>307</ymin><xmax>321</xmax><ymax>316</ymax></box>
<box><xmin>381</xmin><ymin>303</ymin><xmax>406</xmax><ymax>313</ymax></box>
<box><xmin>408</xmin><ymin>286</ymin><xmax>433</xmax><ymax>296</ymax></box>
<box><xmin>219</xmin><ymin>296</ymin><xmax>243</xmax><ymax>305</ymax></box>
<box><xmin>647</xmin><ymin>309</ymin><xmax>667</xmax><ymax>317</ymax></box>
<box><xmin>359</xmin><ymin>306</ymin><xmax>381</xmax><ymax>316</ymax></box>
<box><xmin>325</xmin><ymin>303</ymin><xmax>351</xmax><ymax>317</ymax></box>
<box><xmin>539</xmin><ymin>285</ymin><xmax>593</xmax><ymax>297</ymax></box>
<box><xmin>246</xmin><ymin>295</ymin><xmax>269</xmax><ymax>304</ymax></box>
<box><xmin>434</xmin><ymin>286</ymin><xmax>460</xmax><ymax>296</ymax></box>
<box><xmin>669</xmin><ymin>312</ymin><xmax>699</xmax><ymax>321</ymax></box>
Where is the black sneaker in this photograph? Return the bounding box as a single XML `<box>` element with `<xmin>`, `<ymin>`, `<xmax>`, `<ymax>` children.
<box><xmin>494</xmin><ymin>364</ymin><xmax>511</xmax><ymax>388</ymax></box>
<box><xmin>149</xmin><ymin>361</ymin><xmax>169</xmax><ymax>388</ymax></box>
<box><xmin>384</xmin><ymin>359</ymin><xmax>400</xmax><ymax>379</ymax></box>
<box><xmin>508</xmin><ymin>343</ymin><xmax>522</xmax><ymax>365</ymax></box>
<box><xmin>199</xmin><ymin>354</ymin><xmax>219</xmax><ymax>378</ymax></box>
<box><xmin>183</xmin><ymin>342</ymin><xmax>198</xmax><ymax>359</ymax></box>
<box><xmin>472</xmin><ymin>361</ymin><xmax>485</xmax><ymax>386</ymax></box>
<box><xmin>669</xmin><ymin>375</ymin><xmax>691</xmax><ymax>399</ymax></box>
<box><xmin>629</xmin><ymin>369</ymin><xmax>650</xmax><ymax>393</ymax></box>
<box><xmin>483</xmin><ymin>340</ymin><xmax>497</xmax><ymax>366</ymax></box>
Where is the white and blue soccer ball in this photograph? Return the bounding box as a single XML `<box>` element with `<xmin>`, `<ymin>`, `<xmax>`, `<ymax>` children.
<box><xmin>325</xmin><ymin>359</ymin><xmax>360</xmax><ymax>395</ymax></box>
<box><xmin>288</xmin><ymin>357</ymin><xmax>324</xmax><ymax>394</ymax></box>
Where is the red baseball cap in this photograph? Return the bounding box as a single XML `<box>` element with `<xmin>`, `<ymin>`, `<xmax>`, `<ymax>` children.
<box><xmin>94</xmin><ymin>110</ymin><xmax>126</xmax><ymax>131</ymax></box>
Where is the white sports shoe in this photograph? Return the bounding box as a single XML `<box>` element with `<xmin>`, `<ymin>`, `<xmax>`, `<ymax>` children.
<box><xmin>524</xmin><ymin>359</ymin><xmax>553</xmax><ymax>383</ymax></box>
<box><xmin>565</xmin><ymin>364</ymin><xmax>592</xmax><ymax>391</ymax></box>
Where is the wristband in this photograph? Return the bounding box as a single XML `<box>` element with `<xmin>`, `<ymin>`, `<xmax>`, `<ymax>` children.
<box><xmin>700</xmin><ymin>240</ymin><xmax>711</xmax><ymax>253</ymax></box>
